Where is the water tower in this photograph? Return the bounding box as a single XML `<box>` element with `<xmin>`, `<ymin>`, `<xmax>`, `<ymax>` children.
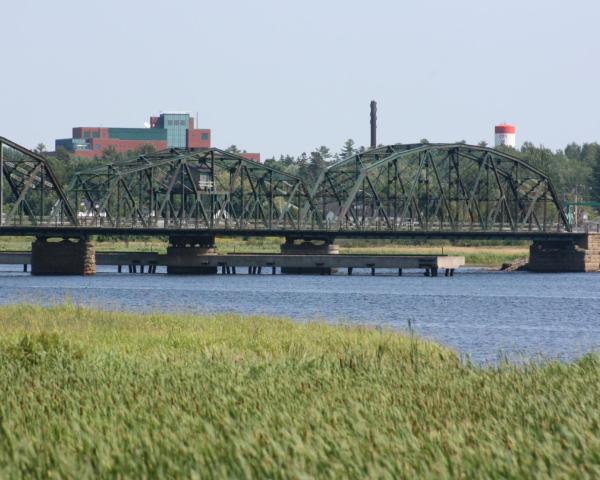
<box><xmin>495</xmin><ymin>123</ymin><xmax>516</xmax><ymax>148</ymax></box>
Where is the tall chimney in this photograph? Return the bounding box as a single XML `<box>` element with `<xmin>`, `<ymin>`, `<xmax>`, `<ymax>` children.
<box><xmin>370</xmin><ymin>100</ymin><xmax>377</xmax><ymax>148</ymax></box>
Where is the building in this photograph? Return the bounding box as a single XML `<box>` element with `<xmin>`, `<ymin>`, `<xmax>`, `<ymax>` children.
<box><xmin>56</xmin><ymin>112</ymin><xmax>211</xmax><ymax>158</ymax></box>
<box><xmin>494</xmin><ymin>123</ymin><xmax>516</xmax><ymax>148</ymax></box>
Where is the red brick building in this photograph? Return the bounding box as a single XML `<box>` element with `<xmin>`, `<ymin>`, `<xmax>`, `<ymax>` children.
<box><xmin>55</xmin><ymin>112</ymin><xmax>260</xmax><ymax>162</ymax></box>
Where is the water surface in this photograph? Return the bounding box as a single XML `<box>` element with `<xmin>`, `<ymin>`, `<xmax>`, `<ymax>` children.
<box><xmin>0</xmin><ymin>266</ymin><xmax>598</xmax><ymax>363</ymax></box>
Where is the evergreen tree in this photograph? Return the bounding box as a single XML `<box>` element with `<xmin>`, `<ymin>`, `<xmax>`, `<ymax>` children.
<box><xmin>564</xmin><ymin>143</ymin><xmax>582</xmax><ymax>161</ymax></box>
<box><xmin>280</xmin><ymin>154</ymin><xmax>295</xmax><ymax>167</ymax></box>
<box><xmin>34</xmin><ymin>143</ymin><xmax>47</xmax><ymax>154</ymax></box>
<box><xmin>305</xmin><ymin>146</ymin><xmax>331</xmax><ymax>183</ymax></box>
<box><xmin>339</xmin><ymin>139</ymin><xmax>356</xmax><ymax>159</ymax></box>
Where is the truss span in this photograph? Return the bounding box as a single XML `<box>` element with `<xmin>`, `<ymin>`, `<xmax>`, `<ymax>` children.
<box><xmin>0</xmin><ymin>137</ymin><xmax>77</xmax><ymax>226</ymax></box>
<box><xmin>302</xmin><ymin>143</ymin><xmax>570</xmax><ymax>233</ymax></box>
<box><xmin>67</xmin><ymin>148</ymin><xmax>314</xmax><ymax>230</ymax></box>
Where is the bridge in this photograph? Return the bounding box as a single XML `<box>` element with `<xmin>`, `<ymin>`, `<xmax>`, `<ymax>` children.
<box><xmin>0</xmin><ymin>136</ymin><xmax>597</xmax><ymax>274</ymax></box>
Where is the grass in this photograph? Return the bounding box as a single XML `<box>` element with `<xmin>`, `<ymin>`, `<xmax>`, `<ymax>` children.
<box><xmin>0</xmin><ymin>236</ymin><xmax>528</xmax><ymax>267</ymax></box>
<box><xmin>0</xmin><ymin>305</ymin><xmax>598</xmax><ymax>478</ymax></box>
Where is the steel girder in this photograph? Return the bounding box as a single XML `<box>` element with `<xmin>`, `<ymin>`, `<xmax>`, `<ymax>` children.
<box><xmin>302</xmin><ymin>143</ymin><xmax>570</xmax><ymax>232</ymax></box>
<box><xmin>66</xmin><ymin>148</ymin><xmax>313</xmax><ymax>230</ymax></box>
<box><xmin>0</xmin><ymin>137</ymin><xmax>77</xmax><ymax>226</ymax></box>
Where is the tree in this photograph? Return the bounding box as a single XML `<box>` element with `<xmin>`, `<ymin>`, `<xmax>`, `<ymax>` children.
<box><xmin>296</xmin><ymin>152</ymin><xmax>309</xmax><ymax>167</ymax></box>
<box><xmin>564</xmin><ymin>143</ymin><xmax>582</xmax><ymax>161</ymax></box>
<box><xmin>280</xmin><ymin>154</ymin><xmax>295</xmax><ymax>167</ymax></box>
<box><xmin>339</xmin><ymin>139</ymin><xmax>356</xmax><ymax>160</ymax></box>
<box><xmin>133</xmin><ymin>144</ymin><xmax>157</xmax><ymax>156</ymax></box>
<box><xmin>263</xmin><ymin>157</ymin><xmax>280</xmax><ymax>171</ymax></box>
<box><xmin>304</xmin><ymin>146</ymin><xmax>331</xmax><ymax>184</ymax></box>
<box><xmin>225</xmin><ymin>145</ymin><xmax>241</xmax><ymax>154</ymax></box>
<box><xmin>101</xmin><ymin>145</ymin><xmax>122</xmax><ymax>163</ymax></box>
<box><xmin>588</xmin><ymin>146</ymin><xmax>600</xmax><ymax>201</ymax></box>
<box><xmin>55</xmin><ymin>147</ymin><xmax>71</xmax><ymax>162</ymax></box>
<box><xmin>34</xmin><ymin>143</ymin><xmax>47</xmax><ymax>154</ymax></box>
<box><xmin>295</xmin><ymin>152</ymin><xmax>310</xmax><ymax>182</ymax></box>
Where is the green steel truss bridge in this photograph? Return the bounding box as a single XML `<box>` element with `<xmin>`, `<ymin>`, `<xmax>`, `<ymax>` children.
<box><xmin>0</xmin><ymin>136</ymin><xmax>577</xmax><ymax>241</ymax></box>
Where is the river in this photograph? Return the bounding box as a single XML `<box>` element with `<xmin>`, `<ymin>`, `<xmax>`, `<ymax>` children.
<box><xmin>0</xmin><ymin>266</ymin><xmax>599</xmax><ymax>363</ymax></box>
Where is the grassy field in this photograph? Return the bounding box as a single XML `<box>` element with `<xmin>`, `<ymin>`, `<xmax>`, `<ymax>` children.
<box><xmin>0</xmin><ymin>305</ymin><xmax>598</xmax><ymax>478</ymax></box>
<box><xmin>0</xmin><ymin>236</ymin><xmax>528</xmax><ymax>267</ymax></box>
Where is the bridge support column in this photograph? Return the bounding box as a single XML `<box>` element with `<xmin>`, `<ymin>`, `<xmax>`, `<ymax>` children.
<box><xmin>528</xmin><ymin>234</ymin><xmax>600</xmax><ymax>272</ymax></box>
<box><xmin>166</xmin><ymin>235</ymin><xmax>218</xmax><ymax>274</ymax></box>
<box><xmin>31</xmin><ymin>237</ymin><xmax>96</xmax><ymax>276</ymax></box>
<box><xmin>280</xmin><ymin>238</ymin><xmax>339</xmax><ymax>275</ymax></box>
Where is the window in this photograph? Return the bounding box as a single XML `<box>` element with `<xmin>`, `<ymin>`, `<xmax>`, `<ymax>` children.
<box><xmin>168</xmin><ymin>120</ymin><xmax>173</xmax><ymax>126</ymax></box>
<box><xmin>201</xmin><ymin>133</ymin><xmax>209</xmax><ymax>140</ymax></box>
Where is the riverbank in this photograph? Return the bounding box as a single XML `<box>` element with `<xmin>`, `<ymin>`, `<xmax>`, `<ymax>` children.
<box><xmin>0</xmin><ymin>236</ymin><xmax>528</xmax><ymax>267</ymax></box>
<box><xmin>0</xmin><ymin>305</ymin><xmax>598</xmax><ymax>478</ymax></box>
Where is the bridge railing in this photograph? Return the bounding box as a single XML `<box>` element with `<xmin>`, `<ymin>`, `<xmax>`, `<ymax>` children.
<box><xmin>582</xmin><ymin>222</ymin><xmax>600</xmax><ymax>234</ymax></box>
<box><xmin>0</xmin><ymin>214</ymin><xmax>568</xmax><ymax>233</ymax></box>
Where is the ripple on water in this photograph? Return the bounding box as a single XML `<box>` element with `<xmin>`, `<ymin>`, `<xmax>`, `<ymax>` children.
<box><xmin>0</xmin><ymin>265</ymin><xmax>599</xmax><ymax>363</ymax></box>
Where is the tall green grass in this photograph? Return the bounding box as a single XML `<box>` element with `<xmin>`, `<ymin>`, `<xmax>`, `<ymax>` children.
<box><xmin>0</xmin><ymin>305</ymin><xmax>598</xmax><ymax>478</ymax></box>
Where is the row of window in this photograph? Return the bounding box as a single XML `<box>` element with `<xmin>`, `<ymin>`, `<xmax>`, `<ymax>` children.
<box><xmin>166</xmin><ymin>119</ymin><xmax>188</xmax><ymax>126</ymax></box>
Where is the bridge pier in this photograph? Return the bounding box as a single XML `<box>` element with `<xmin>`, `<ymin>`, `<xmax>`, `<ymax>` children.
<box><xmin>31</xmin><ymin>237</ymin><xmax>96</xmax><ymax>276</ymax></box>
<box><xmin>529</xmin><ymin>233</ymin><xmax>600</xmax><ymax>272</ymax></box>
<box><xmin>166</xmin><ymin>235</ymin><xmax>218</xmax><ymax>274</ymax></box>
<box><xmin>280</xmin><ymin>238</ymin><xmax>339</xmax><ymax>274</ymax></box>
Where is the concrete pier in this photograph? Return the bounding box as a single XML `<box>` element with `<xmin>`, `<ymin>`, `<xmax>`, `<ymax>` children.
<box><xmin>280</xmin><ymin>238</ymin><xmax>339</xmax><ymax>274</ymax></box>
<box><xmin>166</xmin><ymin>235</ymin><xmax>218</xmax><ymax>274</ymax></box>
<box><xmin>31</xmin><ymin>237</ymin><xmax>96</xmax><ymax>276</ymax></box>
<box><xmin>529</xmin><ymin>233</ymin><xmax>600</xmax><ymax>272</ymax></box>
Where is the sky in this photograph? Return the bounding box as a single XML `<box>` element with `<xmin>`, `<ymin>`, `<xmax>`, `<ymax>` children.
<box><xmin>0</xmin><ymin>0</ymin><xmax>599</xmax><ymax>158</ymax></box>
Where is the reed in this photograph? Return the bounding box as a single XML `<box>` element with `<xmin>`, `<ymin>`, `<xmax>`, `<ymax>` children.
<box><xmin>0</xmin><ymin>305</ymin><xmax>597</xmax><ymax>478</ymax></box>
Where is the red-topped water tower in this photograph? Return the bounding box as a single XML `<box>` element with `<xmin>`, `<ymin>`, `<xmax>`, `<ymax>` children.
<box><xmin>495</xmin><ymin>123</ymin><xmax>516</xmax><ymax>148</ymax></box>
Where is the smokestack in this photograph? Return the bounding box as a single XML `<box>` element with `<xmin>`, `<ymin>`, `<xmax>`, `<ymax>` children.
<box><xmin>370</xmin><ymin>100</ymin><xmax>377</xmax><ymax>148</ymax></box>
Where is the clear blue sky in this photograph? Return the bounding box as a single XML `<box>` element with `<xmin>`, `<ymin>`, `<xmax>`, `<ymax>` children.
<box><xmin>1</xmin><ymin>0</ymin><xmax>598</xmax><ymax>157</ymax></box>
